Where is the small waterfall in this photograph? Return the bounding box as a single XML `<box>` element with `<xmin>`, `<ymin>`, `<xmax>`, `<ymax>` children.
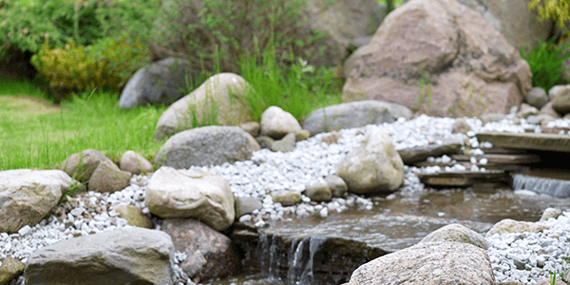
<box><xmin>512</xmin><ymin>174</ymin><xmax>570</xmax><ymax>198</ymax></box>
<box><xmin>256</xmin><ymin>235</ymin><xmax>327</xmax><ymax>285</ymax></box>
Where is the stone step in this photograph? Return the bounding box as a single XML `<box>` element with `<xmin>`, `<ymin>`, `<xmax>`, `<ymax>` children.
<box><xmin>416</xmin><ymin>170</ymin><xmax>509</xmax><ymax>187</ymax></box>
<box><xmin>476</xmin><ymin>132</ymin><xmax>570</xmax><ymax>153</ymax></box>
<box><xmin>412</xmin><ymin>161</ymin><xmax>530</xmax><ymax>172</ymax></box>
<box><xmin>477</xmin><ymin>147</ymin><xmax>528</xmax><ymax>155</ymax></box>
<box><xmin>451</xmin><ymin>154</ymin><xmax>540</xmax><ymax>164</ymax></box>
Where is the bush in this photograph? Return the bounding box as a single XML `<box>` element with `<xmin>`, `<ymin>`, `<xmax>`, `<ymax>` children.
<box><xmin>147</xmin><ymin>0</ymin><xmax>327</xmax><ymax>74</ymax></box>
<box><xmin>30</xmin><ymin>31</ymin><xmax>150</xmax><ymax>102</ymax></box>
<box><xmin>520</xmin><ymin>36</ymin><xmax>570</xmax><ymax>93</ymax></box>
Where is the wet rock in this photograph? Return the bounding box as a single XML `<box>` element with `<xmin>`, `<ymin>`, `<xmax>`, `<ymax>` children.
<box><xmin>0</xmin><ymin>256</ymin><xmax>25</xmax><ymax>285</ymax></box>
<box><xmin>302</xmin><ymin>101</ymin><xmax>412</xmax><ymax>136</ymax></box>
<box><xmin>539</xmin><ymin>207</ymin><xmax>562</xmax><ymax>221</ymax></box>
<box><xmin>114</xmin><ymin>203</ymin><xmax>154</xmax><ymax>229</ymax></box>
<box><xmin>525</xmin><ymin>87</ymin><xmax>549</xmax><ymax>109</ymax></box>
<box><xmin>25</xmin><ymin>227</ymin><xmax>175</xmax><ymax>285</ymax></box>
<box><xmin>235</xmin><ymin>196</ymin><xmax>263</xmax><ymax>218</ymax></box>
<box><xmin>476</xmin><ymin>132</ymin><xmax>570</xmax><ymax>153</ymax></box>
<box><xmin>321</xmin><ymin>130</ymin><xmax>342</xmax><ymax>145</ymax></box>
<box><xmin>486</xmin><ymin>219</ymin><xmax>549</xmax><ymax>237</ymax></box>
<box><xmin>294</xmin><ymin>129</ymin><xmax>311</xmax><ymax>142</ymax></box>
<box><xmin>161</xmin><ymin>219</ymin><xmax>239</xmax><ymax>282</ymax></box>
<box><xmin>420</xmin><ymin>223</ymin><xmax>490</xmax><ymax>250</ymax></box>
<box><xmin>270</xmin><ymin>190</ymin><xmax>301</xmax><ymax>206</ymax></box>
<box><xmin>270</xmin><ymin>133</ymin><xmax>296</xmax><ymax>153</ymax></box>
<box><xmin>304</xmin><ymin>184</ymin><xmax>332</xmax><ymax>202</ymax></box>
<box><xmin>154</xmin><ymin>126</ymin><xmax>260</xmax><ymax>169</ymax></box>
<box><xmin>398</xmin><ymin>138</ymin><xmax>462</xmax><ymax>164</ymax></box>
<box><xmin>255</xmin><ymin>136</ymin><xmax>274</xmax><ymax>149</ymax></box>
<box><xmin>146</xmin><ymin>167</ymin><xmax>235</xmax><ymax>232</ymax></box>
<box><xmin>346</xmin><ymin>242</ymin><xmax>495</xmax><ymax>285</ymax></box>
<box><xmin>324</xmin><ymin>175</ymin><xmax>348</xmax><ymax>198</ymax></box>
<box><xmin>0</xmin><ymin>169</ymin><xmax>71</xmax><ymax>233</ymax></box>
<box><xmin>337</xmin><ymin>127</ymin><xmax>404</xmax><ymax>194</ymax></box>
<box><xmin>240</xmin><ymin>121</ymin><xmax>260</xmax><ymax>137</ymax></box>
<box><xmin>119</xmin><ymin>150</ymin><xmax>153</xmax><ymax>175</ymax></box>
<box><xmin>260</xmin><ymin>106</ymin><xmax>302</xmax><ymax>140</ymax></box>
<box><xmin>88</xmin><ymin>160</ymin><xmax>132</xmax><ymax>193</ymax></box>
<box><xmin>61</xmin><ymin>149</ymin><xmax>113</xmax><ymax>182</ymax></box>
<box><xmin>452</xmin><ymin>118</ymin><xmax>472</xmax><ymax>134</ymax></box>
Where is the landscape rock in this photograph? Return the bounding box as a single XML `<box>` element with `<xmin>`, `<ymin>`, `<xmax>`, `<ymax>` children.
<box><xmin>88</xmin><ymin>160</ymin><xmax>132</xmax><ymax>193</ymax></box>
<box><xmin>260</xmin><ymin>106</ymin><xmax>302</xmax><ymax>140</ymax></box>
<box><xmin>342</xmin><ymin>0</ymin><xmax>532</xmax><ymax>117</ymax></box>
<box><xmin>321</xmin><ymin>131</ymin><xmax>342</xmax><ymax>145</ymax></box>
<box><xmin>480</xmin><ymin>113</ymin><xmax>508</xmax><ymax>125</ymax></box>
<box><xmin>145</xmin><ymin>166</ymin><xmax>235</xmax><ymax>232</ymax></box>
<box><xmin>476</xmin><ymin>132</ymin><xmax>570</xmax><ymax>153</ymax></box>
<box><xmin>324</xmin><ymin>175</ymin><xmax>348</xmax><ymax>198</ymax></box>
<box><xmin>270</xmin><ymin>133</ymin><xmax>297</xmax><ymax>153</ymax></box>
<box><xmin>539</xmin><ymin>207</ymin><xmax>562</xmax><ymax>222</ymax></box>
<box><xmin>548</xmin><ymin>85</ymin><xmax>570</xmax><ymax>100</ymax></box>
<box><xmin>240</xmin><ymin>121</ymin><xmax>260</xmax><ymax>137</ymax></box>
<box><xmin>0</xmin><ymin>169</ymin><xmax>71</xmax><ymax>233</ymax></box>
<box><xmin>161</xmin><ymin>219</ymin><xmax>239</xmax><ymax>282</ymax></box>
<box><xmin>255</xmin><ymin>136</ymin><xmax>274</xmax><ymax>149</ymax></box>
<box><xmin>551</xmin><ymin>86</ymin><xmax>570</xmax><ymax>114</ymax></box>
<box><xmin>525</xmin><ymin>87</ymin><xmax>549</xmax><ymax>109</ymax></box>
<box><xmin>24</xmin><ymin>227</ymin><xmax>175</xmax><ymax>285</ymax></box>
<box><xmin>302</xmin><ymin>101</ymin><xmax>412</xmax><ymax>136</ymax></box>
<box><xmin>155</xmin><ymin>73</ymin><xmax>253</xmax><ymax>141</ymax></box>
<box><xmin>114</xmin><ymin>203</ymin><xmax>154</xmax><ymax>229</ymax></box>
<box><xmin>517</xmin><ymin>103</ymin><xmax>539</xmax><ymax>119</ymax></box>
<box><xmin>452</xmin><ymin>118</ymin><xmax>472</xmax><ymax>134</ymax></box>
<box><xmin>294</xmin><ymin>129</ymin><xmax>311</xmax><ymax>142</ymax></box>
<box><xmin>420</xmin><ymin>223</ymin><xmax>491</xmax><ymax>250</ymax></box>
<box><xmin>270</xmin><ymin>190</ymin><xmax>301</xmax><ymax>206</ymax></box>
<box><xmin>154</xmin><ymin>126</ymin><xmax>260</xmax><ymax>169</ymax></box>
<box><xmin>304</xmin><ymin>184</ymin><xmax>332</xmax><ymax>202</ymax></box>
<box><xmin>234</xmin><ymin>196</ymin><xmax>263</xmax><ymax>218</ymax></box>
<box><xmin>119</xmin><ymin>150</ymin><xmax>153</xmax><ymax>175</ymax></box>
<box><xmin>61</xmin><ymin>149</ymin><xmax>113</xmax><ymax>182</ymax></box>
<box><xmin>118</xmin><ymin>57</ymin><xmax>194</xmax><ymax>109</ymax></box>
<box><xmin>456</xmin><ymin>0</ymin><xmax>553</xmax><ymax>54</ymax></box>
<box><xmin>0</xmin><ymin>256</ymin><xmax>25</xmax><ymax>285</ymax></box>
<box><xmin>539</xmin><ymin>101</ymin><xmax>562</xmax><ymax>118</ymax></box>
<box><xmin>346</xmin><ymin>242</ymin><xmax>495</xmax><ymax>285</ymax></box>
<box><xmin>398</xmin><ymin>138</ymin><xmax>463</xmax><ymax>165</ymax></box>
<box><xmin>336</xmin><ymin>127</ymin><xmax>404</xmax><ymax>194</ymax></box>
<box><xmin>486</xmin><ymin>219</ymin><xmax>549</xmax><ymax>238</ymax></box>
<box><xmin>526</xmin><ymin>114</ymin><xmax>556</xmax><ymax>125</ymax></box>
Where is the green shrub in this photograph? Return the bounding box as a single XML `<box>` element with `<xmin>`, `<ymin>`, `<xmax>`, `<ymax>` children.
<box><xmin>30</xmin><ymin>31</ymin><xmax>150</xmax><ymax>102</ymax></box>
<box><xmin>520</xmin><ymin>36</ymin><xmax>570</xmax><ymax>93</ymax></box>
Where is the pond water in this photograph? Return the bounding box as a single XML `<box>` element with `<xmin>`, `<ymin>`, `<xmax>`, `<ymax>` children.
<box><xmin>203</xmin><ymin>183</ymin><xmax>570</xmax><ymax>285</ymax></box>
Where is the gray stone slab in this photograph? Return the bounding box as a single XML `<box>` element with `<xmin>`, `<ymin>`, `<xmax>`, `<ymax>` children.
<box><xmin>476</xmin><ymin>132</ymin><xmax>570</xmax><ymax>153</ymax></box>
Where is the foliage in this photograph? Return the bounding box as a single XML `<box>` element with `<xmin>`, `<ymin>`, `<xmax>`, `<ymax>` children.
<box><xmin>528</xmin><ymin>0</ymin><xmax>570</xmax><ymax>32</ymax></box>
<box><xmin>520</xmin><ymin>36</ymin><xmax>570</xmax><ymax>93</ymax></box>
<box><xmin>148</xmin><ymin>0</ymin><xmax>327</xmax><ymax>74</ymax></box>
<box><xmin>29</xmin><ymin>31</ymin><xmax>150</xmax><ymax>102</ymax></box>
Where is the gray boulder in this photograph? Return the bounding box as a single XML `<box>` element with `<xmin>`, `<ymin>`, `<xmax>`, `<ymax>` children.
<box><xmin>420</xmin><ymin>224</ymin><xmax>490</xmax><ymax>250</ymax></box>
<box><xmin>0</xmin><ymin>169</ymin><xmax>71</xmax><ymax>233</ymax></box>
<box><xmin>336</xmin><ymin>127</ymin><xmax>404</xmax><ymax>194</ymax></box>
<box><xmin>346</xmin><ymin>242</ymin><xmax>495</xmax><ymax>285</ymax></box>
<box><xmin>154</xmin><ymin>126</ymin><xmax>260</xmax><ymax>169</ymax></box>
<box><xmin>118</xmin><ymin>57</ymin><xmax>193</xmax><ymax>109</ymax></box>
<box><xmin>302</xmin><ymin>101</ymin><xmax>412</xmax><ymax>136</ymax></box>
<box><xmin>145</xmin><ymin>167</ymin><xmax>235</xmax><ymax>232</ymax></box>
<box><xmin>24</xmin><ymin>227</ymin><xmax>175</xmax><ymax>285</ymax></box>
<box><xmin>161</xmin><ymin>219</ymin><xmax>239</xmax><ymax>282</ymax></box>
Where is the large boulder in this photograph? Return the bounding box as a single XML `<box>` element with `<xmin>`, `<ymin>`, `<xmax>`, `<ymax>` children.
<box><xmin>118</xmin><ymin>57</ymin><xmax>194</xmax><ymax>109</ymax></box>
<box><xmin>145</xmin><ymin>167</ymin><xmax>235</xmax><ymax>232</ymax></box>
<box><xmin>302</xmin><ymin>101</ymin><xmax>412</xmax><ymax>136</ymax></box>
<box><xmin>456</xmin><ymin>0</ymin><xmax>553</xmax><ymax>54</ymax></box>
<box><xmin>155</xmin><ymin>73</ymin><xmax>253</xmax><ymax>141</ymax></box>
<box><xmin>149</xmin><ymin>0</ymin><xmax>386</xmax><ymax>71</ymax></box>
<box><xmin>161</xmin><ymin>219</ymin><xmax>240</xmax><ymax>282</ymax></box>
<box><xmin>154</xmin><ymin>126</ymin><xmax>260</xmax><ymax>169</ymax></box>
<box><xmin>342</xmin><ymin>0</ymin><xmax>532</xmax><ymax>117</ymax></box>
<box><xmin>24</xmin><ymin>227</ymin><xmax>175</xmax><ymax>285</ymax></box>
<box><xmin>336</xmin><ymin>127</ymin><xmax>404</xmax><ymax>194</ymax></box>
<box><xmin>346</xmin><ymin>242</ymin><xmax>495</xmax><ymax>285</ymax></box>
<box><xmin>0</xmin><ymin>169</ymin><xmax>71</xmax><ymax>233</ymax></box>
<box><xmin>420</xmin><ymin>223</ymin><xmax>491</xmax><ymax>250</ymax></box>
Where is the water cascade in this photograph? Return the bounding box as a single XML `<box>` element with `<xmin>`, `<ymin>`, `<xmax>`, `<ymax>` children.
<box><xmin>512</xmin><ymin>174</ymin><xmax>570</xmax><ymax>198</ymax></box>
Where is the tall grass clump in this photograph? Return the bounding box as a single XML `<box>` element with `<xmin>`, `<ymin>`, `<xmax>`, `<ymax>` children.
<box><xmin>520</xmin><ymin>36</ymin><xmax>570</xmax><ymax>93</ymax></box>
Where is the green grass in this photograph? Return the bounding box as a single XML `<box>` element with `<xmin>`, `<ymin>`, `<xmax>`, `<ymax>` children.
<box><xmin>0</xmin><ymin>38</ymin><xmax>344</xmax><ymax>172</ymax></box>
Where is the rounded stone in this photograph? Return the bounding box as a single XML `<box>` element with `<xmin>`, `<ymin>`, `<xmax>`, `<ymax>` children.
<box><xmin>270</xmin><ymin>190</ymin><xmax>301</xmax><ymax>207</ymax></box>
<box><xmin>304</xmin><ymin>184</ymin><xmax>332</xmax><ymax>202</ymax></box>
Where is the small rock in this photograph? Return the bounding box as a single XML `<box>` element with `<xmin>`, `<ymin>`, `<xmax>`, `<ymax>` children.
<box><xmin>452</xmin><ymin>118</ymin><xmax>472</xmax><ymax>134</ymax></box>
<box><xmin>270</xmin><ymin>190</ymin><xmax>301</xmax><ymax>206</ymax></box>
<box><xmin>321</xmin><ymin>130</ymin><xmax>342</xmax><ymax>145</ymax></box>
<box><xmin>119</xmin><ymin>150</ymin><xmax>153</xmax><ymax>175</ymax></box>
<box><xmin>240</xmin><ymin>121</ymin><xmax>260</xmax><ymax>137</ymax></box>
<box><xmin>0</xmin><ymin>256</ymin><xmax>25</xmax><ymax>285</ymax></box>
<box><xmin>234</xmin><ymin>196</ymin><xmax>263</xmax><ymax>218</ymax></box>
<box><xmin>304</xmin><ymin>184</ymin><xmax>332</xmax><ymax>202</ymax></box>
<box><xmin>260</xmin><ymin>106</ymin><xmax>302</xmax><ymax>139</ymax></box>
<box><xmin>480</xmin><ymin>113</ymin><xmax>507</xmax><ymax>125</ymax></box>
<box><xmin>517</xmin><ymin>103</ymin><xmax>539</xmax><ymax>119</ymax></box>
<box><xmin>319</xmin><ymin>207</ymin><xmax>328</xmax><ymax>218</ymax></box>
<box><xmin>270</xmin><ymin>133</ymin><xmax>296</xmax><ymax>152</ymax></box>
<box><xmin>539</xmin><ymin>207</ymin><xmax>562</xmax><ymax>221</ymax></box>
<box><xmin>255</xmin><ymin>136</ymin><xmax>275</xmax><ymax>149</ymax></box>
<box><xmin>486</xmin><ymin>219</ymin><xmax>549</xmax><ymax>237</ymax></box>
<box><xmin>535</xmin><ymin>279</ymin><xmax>566</xmax><ymax>285</ymax></box>
<box><xmin>324</xmin><ymin>175</ymin><xmax>348</xmax><ymax>198</ymax></box>
<box><xmin>294</xmin><ymin>129</ymin><xmax>311</xmax><ymax>142</ymax></box>
<box><xmin>539</xmin><ymin>101</ymin><xmax>562</xmax><ymax>118</ymax></box>
<box><xmin>420</xmin><ymin>223</ymin><xmax>491</xmax><ymax>250</ymax></box>
<box><xmin>525</xmin><ymin>87</ymin><xmax>549</xmax><ymax>109</ymax></box>
<box><xmin>114</xmin><ymin>203</ymin><xmax>154</xmax><ymax>229</ymax></box>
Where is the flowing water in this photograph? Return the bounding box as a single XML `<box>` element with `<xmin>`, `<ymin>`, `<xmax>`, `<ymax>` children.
<box><xmin>512</xmin><ymin>169</ymin><xmax>570</xmax><ymax>198</ymax></box>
